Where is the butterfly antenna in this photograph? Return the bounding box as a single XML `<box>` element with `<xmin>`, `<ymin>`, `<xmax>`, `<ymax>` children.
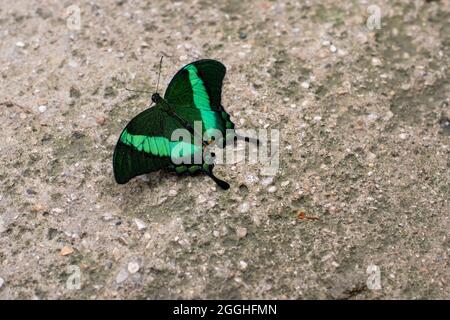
<box><xmin>155</xmin><ymin>56</ymin><xmax>164</xmax><ymax>93</ymax></box>
<box><xmin>125</xmin><ymin>87</ymin><xmax>152</xmax><ymax>94</ymax></box>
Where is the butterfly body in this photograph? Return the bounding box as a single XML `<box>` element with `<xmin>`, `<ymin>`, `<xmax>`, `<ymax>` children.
<box><xmin>113</xmin><ymin>59</ymin><xmax>255</xmax><ymax>190</ymax></box>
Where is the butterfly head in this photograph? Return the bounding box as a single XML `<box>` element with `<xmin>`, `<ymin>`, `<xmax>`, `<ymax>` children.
<box><xmin>151</xmin><ymin>93</ymin><xmax>162</xmax><ymax>103</ymax></box>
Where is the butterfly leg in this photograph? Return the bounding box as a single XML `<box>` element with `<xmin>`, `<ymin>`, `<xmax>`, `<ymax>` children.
<box><xmin>219</xmin><ymin>133</ymin><xmax>261</xmax><ymax>148</ymax></box>
<box><xmin>203</xmin><ymin>163</ymin><xmax>230</xmax><ymax>190</ymax></box>
<box><xmin>234</xmin><ymin>134</ymin><xmax>260</xmax><ymax>146</ymax></box>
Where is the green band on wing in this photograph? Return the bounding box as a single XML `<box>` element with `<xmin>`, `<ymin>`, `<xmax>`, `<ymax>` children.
<box><xmin>184</xmin><ymin>65</ymin><xmax>219</xmax><ymax>134</ymax></box>
<box><xmin>120</xmin><ymin>129</ymin><xmax>201</xmax><ymax>159</ymax></box>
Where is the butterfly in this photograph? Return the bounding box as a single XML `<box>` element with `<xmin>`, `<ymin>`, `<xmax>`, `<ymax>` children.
<box><xmin>113</xmin><ymin>58</ymin><xmax>259</xmax><ymax>190</ymax></box>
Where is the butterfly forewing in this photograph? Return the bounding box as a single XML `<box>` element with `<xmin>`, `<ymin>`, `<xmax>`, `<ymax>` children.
<box><xmin>164</xmin><ymin>59</ymin><xmax>226</xmax><ymax>111</ymax></box>
<box><xmin>164</xmin><ymin>60</ymin><xmax>235</xmax><ymax>139</ymax></box>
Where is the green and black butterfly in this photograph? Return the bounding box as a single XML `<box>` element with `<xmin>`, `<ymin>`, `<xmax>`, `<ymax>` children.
<box><xmin>113</xmin><ymin>59</ymin><xmax>258</xmax><ymax>190</ymax></box>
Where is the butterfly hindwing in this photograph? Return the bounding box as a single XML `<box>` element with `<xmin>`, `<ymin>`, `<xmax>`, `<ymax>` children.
<box><xmin>113</xmin><ymin>104</ymin><xmax>201</xmax><ymax>184</ymax></box>
<box><xmin>113</xmin><ymin>139</ymin><xmax>171</xmax><ymax>184</ymax></box>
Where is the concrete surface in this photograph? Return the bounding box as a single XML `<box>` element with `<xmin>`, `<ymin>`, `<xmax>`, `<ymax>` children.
<box><xmin>0</xmin><ymin>0</ymin><xmax>449</xmax><ymax>299</ymax></box>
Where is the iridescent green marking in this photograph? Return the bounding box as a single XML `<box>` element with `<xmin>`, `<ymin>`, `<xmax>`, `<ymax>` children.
<box><xmin>184</xmin><ymin>65</ymin><xmax>219</xmax><ymax>134</ymax></box>
<box><xmin>202</xmin><ymin>163</ymin><xmax>210</xmax><ymax>171</ymax></box>
<box><xmin>188</xmin><ymin>165</ymin><xmax>201</xmax><ymax>174</ymax></box>
<box><xmin>120</xmin><ymin>129</ymin><xmax>201</xmax><ymax>159</ymax></box>
<box><xmin>175</xmin><ymin>165</ymin><xmax>187</xmax><ymax>174</ymax></box>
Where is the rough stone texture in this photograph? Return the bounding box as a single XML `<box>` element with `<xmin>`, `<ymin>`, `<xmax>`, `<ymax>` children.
<box><xmin>0</xmin><ymin>0</ymin><xmax>449</xmax><ymax>299</ymax></box>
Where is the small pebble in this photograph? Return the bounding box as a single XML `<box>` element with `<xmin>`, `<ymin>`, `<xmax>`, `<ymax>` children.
<box><xmin>356</xmin><ymin>32</ymin><xmax>368</xmax><ymax>44</ymax></box>
<box><xmin>260</xmin><ymin>177</ymin><xmax>274</xmax><ymax>187</ymax></box>
<box><xmin>157</xmin><ymin>196</ymin><xmax>167</xmax><ymax>205</ymax></box>
<box><xmin>313</xmin><ymin>116</ymin><xmax>322</xmax><ymax>122</ymax></box>
<box><xmin>239</xmin><ymin>202</ymin><xmax>250</xmax><ymax>213</ymax></box>
<box><xmin>245</xmin><ymin>175</ymin><xmax>259</xmax><ymax>185</ymax></box>
<box><xmin>367</xmin><ymin>113</ymin><xmax>379</xmax><ymax>122</ymax></box>
<box><xmin>239</xmin><ymin>31</ymin><xmax>247</xmax><ymax>39</ymax></box>
<box><xmin>15</xmin><ymin>41</ymin><xmax>25</xmax><ymax>48</ymax></box>
<box><xmin>267</xmin><ymin>186</ymin><xmax>277</xmax><ymax>193</ymax></box>
<box><xmin>111</xmin><ymin>247</ymin><xmax>121</xmax><ymax>260</ymax></box>
<box><xmin>367</xmin><ymin>152</ymin><xmax>376</xmax><ymax>161</ymax></box>
<box><xmin>401</xmin><ymin>83</ymin><xmax>411</xmax><ymax>91</ymax></box>
<box><xmin>207</xmin><ymin>200</ymin><xmax>216</xmax><ymax>208</ymax></box>
<box><xmin>38</xmin><ymin>105</ymin><xmax>47</xmax><ymax>113</ymax></box>
<box><xmin>236</xmin><ymin>226</ymin><xmax>247</xmax><ymax>239</ymax></box>
<box><xmin>337</xmin><ymin>49</ymin><xmax>347</xmax><ymax>57</ymax></box>
<box><xmin>26</xmin><ymin>188</ymin><xmax>37</xmax><ymax>195</ymax></box>
<box><xmin>301</xmin><ymin>81</ymin><xmax>310</xmax><ymax>89</ymax></box>
<box><xmin>385</xmin><ymin>111</ymin><xmax>394</xmax><ymax>120</ymax></box>
<box><xmin>127</xmin><ymin>261</ymin><xmax>140</xmax><ymax>274</ymax></box>
<box><xmin>103</xmin><ymin>213</ymin><xmax>114</xmax><ymax>221</ymax></box>
<box><xmin>330</xmin><ymin>45</ymin><xmax>337</xmax><ymax>53</ymax></box>
<box><xmin>96</xmin><ymin>117</ymin><xmax>106</xmax><ymax>125</ymax></box>
<box><xmin>68</xmin><ymin>60</ymin><xmax>78</xmax><ymax>68</ymax></box>
<box><xmin>134</xmin><ymin>218</ymin><xmax>147</xmax><ymax>231</ymax></box>
<box><xmin>143</xmin><ymin>232</ymin><xmax>151</xmax><ymax>240</ymax></box>
<box><xmin>31</xmin><ymin>203</ymin><xmax>47</xmax><ymax>212</ymax></box>
<box><xmin>399</xmin><ymin>133</ymin><xmax>409</xmax><ymax>140</ymax></box>
<box><xmin>371</xmin><ymin>57</ymin><xmax>382</xmax><ymax>66</ymax></box>
<box><xmin>239</xmin><ymin>260</ymin><xmax>248</xmax><ymax>270</ymax></box>
<box><xmin>116</xmin><ymin>269</ymin><xmax>128</xmax><ymax>284</ymax></box>
<box><xmin>60</xmin><ymin>246</ymin><xmax>74</xmax><ymax>256</ymax></box>
<box><xmin>168</xmin><ymin>189</ymin><xmax>177</xmax><ymax>197</ymax></box>
<box><xmin>281</xmin><ymin>181</ymin><xmax>290</xmax><ymax>187</ymax></box>
<box><xmin>196</xmin><ymin>194</ymin><xmax>207</xmax><ymax>204</ymax></box>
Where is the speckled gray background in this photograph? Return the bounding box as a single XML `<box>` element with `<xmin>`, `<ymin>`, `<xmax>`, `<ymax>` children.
<box><xmin>0</xmin><ymin>0</ymin><xmax>448</xmax><ymax>299</ymax></box>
